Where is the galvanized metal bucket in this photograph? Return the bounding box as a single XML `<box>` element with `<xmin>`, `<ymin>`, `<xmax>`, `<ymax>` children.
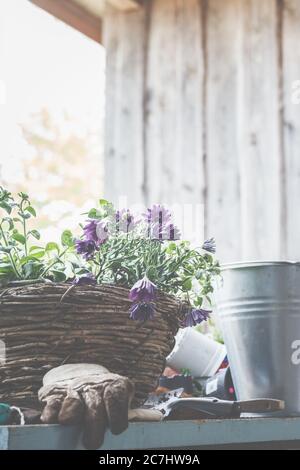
<box><xmin>215</xmin><ymin>261</ymin><xmax>300</xmax><ymax>416</ymax></box>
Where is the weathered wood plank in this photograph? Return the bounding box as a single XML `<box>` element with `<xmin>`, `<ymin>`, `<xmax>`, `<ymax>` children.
<box><xmin>7</xmin><ymin>425</ymin><xmax>80</xmax><ymax>450</ymax></box>
<box><xmin>145</xmin><ymin>0</ymin><xmax>179</xmax><ymax>205</ymax></box>
<box><xmin>30</xmin><ymin>0</ymin><xmax>102</xmax><ymax>43</ymax></box>
<box><xmin>103</xmin><ymin>0</ymin><xmax>287</xmax><ymax>260</ymax></box>
<box><xmin>282</xmin><ymin>0</ymin><xmax>300</xmax><ymax>260</ymax></box>
<box><xmin>107</xmin><ymin>0</ymin><xmax>142</xmax><ymax>11</ymax></box>
<box><xmin>145</xmin><ymin>0</ymin><xmax>205</xmax><ymax>213</ymax></box>
<box><xmin>206</xmin><ymin>0</ymin><xmax>241</xmax><ymax>263</ymax></box>
<box><xmin>3</xmin><ymin>418</ymin><xmax>300</xmax><ymax>449</ymax></box>
<box><xmin>238</xmin><ymin>0</ymin><xmax>282</xmax><ymax>260</ymax></box>
<box><xmin>103</xmin><ymin>6</ymin><xmax>146</xmax><ymax>206</ymax></box>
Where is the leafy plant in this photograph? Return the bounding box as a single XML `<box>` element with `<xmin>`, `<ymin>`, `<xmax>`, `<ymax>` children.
<box><xmin>0</xmin><ymin>188</ymin><xmax>221</xmax><ymax>327</ymax></box>
<box><xmin>75</xmin><ymin>200</ymin><xmax>221</xmax><ymax>324</ymax></box>
<box><xmin>0</xmin><ymin>187</ymin><xmax>74</xmax><ymax>285</ymax></box>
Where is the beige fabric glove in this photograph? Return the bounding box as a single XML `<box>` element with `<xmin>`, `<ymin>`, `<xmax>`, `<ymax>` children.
<box><xmin>38</xmin><ymin>364</ymin><xmax>135</xmax><ymax>449</ymax></box>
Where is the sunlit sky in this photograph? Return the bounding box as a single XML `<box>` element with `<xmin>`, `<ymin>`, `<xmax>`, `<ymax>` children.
<box><xmin>0</xmin><ymin>0</ymin><xmax>105</xmax><ymax>240</ymax></box>
<box><xmin>0</xmin><ymin>0</ymin><xmax>105</xmax><ymax>179</ymax></box>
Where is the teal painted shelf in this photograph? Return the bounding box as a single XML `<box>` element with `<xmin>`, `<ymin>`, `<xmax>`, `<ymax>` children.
<box><xmin>1</xmin><ymin>417</ymin><xmax>300</xmax><ymax>450</ymax></box>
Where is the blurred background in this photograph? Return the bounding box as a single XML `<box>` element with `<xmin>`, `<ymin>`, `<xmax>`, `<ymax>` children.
<box><xmin>0</xmin><ymin>0</ymin><xmax>105</xmax><ymax>241</ymax></box>
<box><xmin>1</xmin><ymin>0</ymin><xmax>300</xmax><ymax>263</ymax></box>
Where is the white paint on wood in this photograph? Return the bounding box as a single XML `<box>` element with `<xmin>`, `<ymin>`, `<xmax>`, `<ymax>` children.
<box><xmin>282</xmin><ymin>0</ymin><xmax>300</xmax><ymax>260</ymax></box>
<box><xmin>237</xmin><ymin>0</ymin><xmax>282</xmax><ymax>260</ymax></box>
<box><xmin>74</xmin><ymin>0</ymin><xmax>141</xmax><ymax>18</ymax></box>
<box><xmin>73</xmin><ymin>0</ymin><xmax>106</xmax><ymax>18</ymax></box>
<box><xmin>107</xmin><ymin>0</ymin><xmax>141</xmax><ymax>12</ymax></box>
<box><xmin>0</xmin><ymin>428</ymin><xmax>8</xmax><ymax>450</ymax></box>
<box><xmin>174</xmin><ymin>0</ymin><xmax>205</xmax><ymax>207</ymax></box>
<box><xmin>103</xmin><ymin>0</ymin><xmax>296</xmax><ymax>262</ymax></box>
<box><xmin>103</xmin><ymin>6</ymin><xmax>145</xmax><ymax>206</ymax></box>
<box><xmin>145</xmin><ymin>0</ymin><xmax>179</xmax><ymax>204</ymax></box>
<box><xmin>145</xmin><ymin>0</ymin><xmax>204</xmax><ymax>208</ymax></box>
<box><xmin>206</xmin><ymin>0</ymin><xmax>241</xmax><ymax>262</ymax></box>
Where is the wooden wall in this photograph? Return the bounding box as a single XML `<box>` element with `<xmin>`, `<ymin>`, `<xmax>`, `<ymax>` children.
<box><xmin>103</xmin><ymin>0</ymin><xmax>300</xmax><ymax>263</ymax></box>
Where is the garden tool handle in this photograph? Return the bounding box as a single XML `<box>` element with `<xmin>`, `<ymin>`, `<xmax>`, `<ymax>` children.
<box><xmin>159</xmin><ymin>397</ymin><xmax>285</xmax><ymax>418</ymax></box>
<box><xmin>235</xmin><ymin>398</ymin><xmax>285</xmax><ymax>414</ymax></box>
<box><xmin>128</xmin><ymin>408</ymin><xmax>163</xmax><ymax>421</ymax></box>
<box><xmin>166</xmin><ymin>397</ymin><xmax>235</xmax><ymax>417</ymax></box>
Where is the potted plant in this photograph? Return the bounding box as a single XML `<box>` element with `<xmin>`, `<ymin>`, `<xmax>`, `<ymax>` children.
<box><xmin>0</xmin><ymin>187</ymin><xmax>220</xmax><ymax>407</ymax></box>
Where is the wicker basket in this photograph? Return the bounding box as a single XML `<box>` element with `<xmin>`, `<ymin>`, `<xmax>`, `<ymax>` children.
<box><xmin>0</xmin><ymin>283</ymin><xmax>185</xmax><ymax>408</ymax></box>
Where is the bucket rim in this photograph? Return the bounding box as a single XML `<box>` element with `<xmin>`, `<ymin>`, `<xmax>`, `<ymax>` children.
<box><xmin>221</xmin><ymin>260</ymin><xmax>300</xmax><ymax>270</ymax></box>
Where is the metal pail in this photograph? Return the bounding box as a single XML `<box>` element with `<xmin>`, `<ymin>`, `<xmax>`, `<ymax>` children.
<box><xmin>215</xmin><ymin>261</ymin><xmax>300</xmax><ymax>416</ymax></box>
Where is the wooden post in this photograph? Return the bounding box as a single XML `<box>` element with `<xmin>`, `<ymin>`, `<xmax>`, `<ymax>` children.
<box><xmin>103</xmin><ymin>0</ymin><xmax>292</xmax><ymax>262</ymax></box>
<box><xmin>103</xmin><ymin>0</ymin><xmax>205</xmax><ymax>211</ymax></box>
<box><xmin>206</xmin><ymin>0</ymin><xmax>242</xmax><ymax>260</ymax></box>
<box><xmin>282</xmin><ymin>0</ymin><xmax>300</xmax><ymax>260</ymax></box>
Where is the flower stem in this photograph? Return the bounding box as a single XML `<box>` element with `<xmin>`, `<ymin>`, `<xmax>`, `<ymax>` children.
<box><xmin>0</xmin><ymin>224</ymin><xmax>21</xmax><ymax>279</ymax></box>
<box><xmin>40</xmin><ymin>247</ymin><xmax>68</xmax><ymax>278</ymax></box>
<box><xmin>20</xmin><ymin>199</ymin><xmax>28</xmax><ymax>257</ymax></box>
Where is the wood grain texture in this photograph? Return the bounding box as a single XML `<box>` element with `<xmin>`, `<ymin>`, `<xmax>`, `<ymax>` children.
<box><xmin>103</xmin><ymin>6</ymin><xmax>146</xmax><ymax>206</ymax></box>
<box><xmin>206</xmin><ymin>0</ymin><xmax>241</xmax><ymax>262</ymax></box>
<box><xmin>282</xmin><ymin>0</ymin><xmax>300</xmax><ymax>260</ymax></box>
<box><xmin>30</xmin><ymin>0</ymin><xmax>102</xmax><ymax>43</ymax></box>
<box><xmin>3</xmin><ymin>417</ymin><xmax>300</xmax><ymax>449</ymax></box>
<box><xmin>238</xmin><ymin>0</ymin><xmax>282</xmax><ymax>260</ymax></box>
<box><xmin>145</xmin><ymin>0</ymin><xmax>205</xmax><ymax>207</ymax></box>
<box><xmin>107</xmin><ymin>0</ymin><xmax>142</xmax><ymax>11</ymax></box>
<box><xmin>103</xmin><ymin>0</ymin><xmax>291</xmax><ymax>261</ymax></box>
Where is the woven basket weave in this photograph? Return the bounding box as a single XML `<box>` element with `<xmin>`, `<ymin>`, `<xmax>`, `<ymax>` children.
<box><xmin>0</xmin><ymin>283</ymin><xmax>184</xmax><ymax>408</ymax></box>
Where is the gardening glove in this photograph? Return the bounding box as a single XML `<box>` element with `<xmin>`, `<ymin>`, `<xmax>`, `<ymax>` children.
<box><xmin>38</xmin><ymin>364</ymin><xmax>135</xmax><ymax>449</ymax></box>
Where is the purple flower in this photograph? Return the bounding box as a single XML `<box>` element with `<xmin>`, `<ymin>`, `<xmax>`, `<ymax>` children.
<box><xmin>143</xmin><ymin>204</ymin><xmax>180</xmax><ymax>240</ymax></box>
<box><xmin>144</xmin><ymin>205</ymin><xmax>172</xmax><ymax>225</ymax></box>
<box><xmin>129</xmin><ymin>302</ymin><xmax>155</xmax><ymax>322</ymax></box>
<box><xmin>95</xmin><ymin>219</ymin><xmax>109</xmax><ymax>244</ymax></box>
<box><xmin>83</xmin><ymin>220</ymin><xmax>99</xmax><ymax>243</ymax></box>
<box><xmin>182</xmin><ymin>308</ymin><xmax>211</xmax><ymax>327</ymax></box>
<box><xmin>83</xmin><ymin>219</ymin><xmax>108</xmax><ymax>246</ymax></box>
<box><xmin>115</xmin><ymin>209</ymin><xmax>138</xmax><ymax>233</ymax></box>
<box><xmin>129</xmin><ymin>276</ymin><xmax>156</xmax><ymax>302</ymax></box>
<box><xmin>202</xmin><ymin>237</ymin><xmax>216</xmax><ymax>254</ymax></box>
<box><xmin>72</xmin><ymin>273</ymin><xmax>97</xmax><ymax>286</ymax></box>
<box><xmin>165</xmin><ymin>223</ymin><xmax>181</xmax><ymax>241</ymax></box>
<box><xmin>75</xmin><ymin>239</ymin><xmax>97</xmax><ymax>260</ymax></box>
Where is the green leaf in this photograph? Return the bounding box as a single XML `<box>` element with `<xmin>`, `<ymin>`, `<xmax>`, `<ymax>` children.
<box><xmin>30</xmin><ymin>245</ymin><xmax>44</xmax><ymax>253</ymax></box>
<box><xmin>29</xmin><ymin>230</ymin><xmax>40</xmax><ymax>240</ymax></box>
<box><xmin>146</xmin><ymin>266</ymin><xmax>157</xmax><ymax>281</ymax></box>
<box><xmin>18</xmin><ymin>211</ymin><xmax>31</xmax><ymax>220</ymax></box>
<box><xmin>0</xmin><ymin>201</ymin><xmax>12</xmax><ymax>214</ymax></box>
<box><xmin>0</xmin><ymin>245</ymin><xmax>13</xmax><ymax>253</ymax></box>
<box><xmin>18</xmin><ymin>192</ymin><xmax>29</xmax><ymax>200</ymax></box>
<box><xmin>194</xmin><ymin>296</ymin><xmax>203</xmax><ymax>307</ymax></box>
<box><xmin>22</xmin><ymin>260</ymin><xmax>43</xmax><ymax>279</ymax></box>
<box><xmin>204</xmin><ymin>253</ymin><xmax>213</xmax><ymax>263</ymax></box>
<box><xmin>183</xmin><ymin>278</ymin><xmax>192</xmax><ymax>291</ymax></box>
<box><xmin>75</xmin><ymin>268</ymin><xmax>91</xmax><ymax>275</ymax></box>
<box><xmin>25</xmin><ymin>206</ymin><xmax>36</xmax><ymax>217</ymax></box>
<box><xmin>45</xmin><ymin>242</ymin><xmax>60</xmax><ymax>253</ymax></box>
<box><xmin>50</xmin><ymin>270</ymin><xmax>67</xmax><ymax>282</ymax></box>
<box><xmin>21</xmin><ymin>252</ymin><xmax>45</xmax><ymax>264</ymax></box>
<box><xmin>88</xmin><ymin>208</ymin><xmax>102</xmax><ymax>219</ymax></box>
<box><xmin>167</xmin><ymin>242</ymin><xmax>177</xmax><ymax>253</ymax></box>
<box><xmin>0</xmin><ymin>264</ymin><xmax>15</xmax><ymax>274</ymax></box>
<box><xmin>61</xmin><ymin>230</ymin><xmax>74</xmax><ymax>247</ymax></box>
<box><xmin>99</xmin><ymin>199</ymin><xmax>109</xmax><ymax>206</ymax></box>
<box><xmin>2</xmin><ymin>217</ymin><xmax>14</xmax><ymax>230</ymax></box>
<box><xmin>12</xmin><ymin>232</ymin><xmax>26</xmax><ymax>245</ymax></box>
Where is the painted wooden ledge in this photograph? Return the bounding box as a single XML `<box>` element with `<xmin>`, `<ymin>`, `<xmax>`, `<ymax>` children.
<box><xmin>1</xmin><ymin>418</ymin><xmax>300</xmax><ymax>450</ymax></box>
